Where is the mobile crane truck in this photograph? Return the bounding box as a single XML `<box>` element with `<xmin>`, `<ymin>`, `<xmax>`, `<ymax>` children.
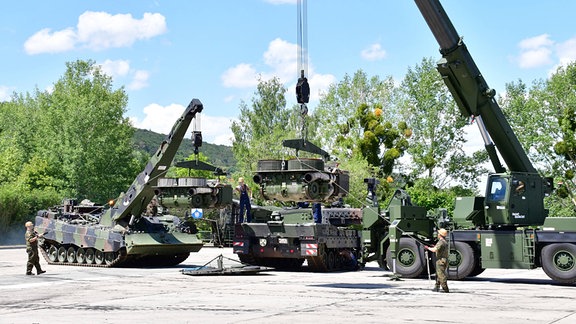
<box><xmin>237</xmin><ymin>0</ymin><xmax>576</xmax><ymax>283</ymax></box>
<box><xmin>386</xmin><ymin>0</ymin><xmax>576</xmax><ymax>284</ymax></box>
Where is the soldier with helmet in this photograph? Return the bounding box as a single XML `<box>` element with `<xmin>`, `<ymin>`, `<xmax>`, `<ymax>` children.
<box><xmin>25</xmin><ymin>221</ymin><xmax>46</xmax><ymax>276</ymax></box>
<box><xmin>424</xmin><ymin>228</ymin><xmax>449</xmax><ymax>293</ymax></box>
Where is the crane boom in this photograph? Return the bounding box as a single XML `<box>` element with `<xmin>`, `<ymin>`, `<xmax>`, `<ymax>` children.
<box><xmin>414</xmin><ymin>0</ymin><xmax>536</xmax><ymax>174</ymax></box>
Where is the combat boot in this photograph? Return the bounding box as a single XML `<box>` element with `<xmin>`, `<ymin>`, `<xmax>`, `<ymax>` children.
<box><xmin>26</xmin><ymin>272</ymin><xmax>34</xmax><ymax>275</ymax></box>
<box><xmin>441</xmin><ymin>285</ymin><xmax>449</xmax><ymax>293</ymax></box>
<box><xmin>432</xmin><ymin>286</ymin><xmax>440</xmax><ymax>292</ymax></box>
<box><xmin>37</xmin><ymin>270</ymin><xmax>46</xmax><ymax>275</ymax></box>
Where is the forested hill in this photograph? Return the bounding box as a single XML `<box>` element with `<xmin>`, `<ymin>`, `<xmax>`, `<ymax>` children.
<box><xmin>133</xmin><ymin>128</ymin><xmax>236</xmax><ymax>171</ymax></box>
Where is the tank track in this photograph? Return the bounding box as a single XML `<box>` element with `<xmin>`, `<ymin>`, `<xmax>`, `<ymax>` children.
<box><xmin>306</xmin><ymin>245</ymin><xmax>358</xmax><ymax>272</ymax></box>
<box><xmin>39</xmin><ymin>241</ymin><xmax>126</xmax><ymax>268</ymax></box>
<box><xmin>39</xmin><ymin>240</ymin><xmax>191</xmax><ymax>268</ymax></box>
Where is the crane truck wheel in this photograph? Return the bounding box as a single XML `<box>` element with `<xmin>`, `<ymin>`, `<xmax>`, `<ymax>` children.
<box><xmin>385</xmin><ymin>238</ymin><xmax>426</xmax><ymax>278</ymax></box>
<box><xmin>446</xmin><ymin>241</ymin><xmax>476</xmax><ymax>280</ymax></box>
<box><xmin>541</xmin><ymin>243</ymin><xmax>576</xmax><ymax>284</ymax></box>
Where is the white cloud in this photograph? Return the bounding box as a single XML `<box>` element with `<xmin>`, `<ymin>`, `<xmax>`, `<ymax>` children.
<box><xmin>309</xmin><ymin>73</ymin><xmax>336</xmax><ymax>102</ymax></box>
<box><xmin>128</xmin><ymin>70</ymin><xmax>150</xmax><ymax>90</ymax></box>
<box><xmin>24</xmin><ymin>11</ymin><xmax>167</xmax><ymax>55</ymax></box>
<box><xmin>556</xmin><ymin>36</ymin><xmax>576</xmax><ymax>66</ymax></box>
<box><xmin>201</xmin><ymin>115</ymin><xmax>237</xmax><ymax>146</ymax></box>
<box><xmin>0</xmin><ymin>86</ymin><xmax>15</xmax><ymax>101</ymax></box>
<box><xmin>77</xmin><ymin>12</ymin><xmax>166</xmax><ymax>51</ymax></box>
<box><xmin>130</xmin><ymin>103</ymin><xmax>236</xmax><ymax>146</ymax></box>
<box><xmin>24</xmin><ymin>28</ymin><xmax>76</xmax><ymax>55</ymax></box>
<box><xmin>131</xmin><ymin>103</ymin><xmax>184</xmax><ymax>134</ymax></box>
<box><xmin>221</xmin><ymin>38</ymin><xmax>335</xmax><ymax>104</ymax></box>
<box><xmin>519</xmin><ymin>34</ymin><xmax>554</xmax><ymax>50</ymax></box>
<box><xmin>263</xmin><ymin>38</ymin><xmax>298</xmax><ymax>82</ymax></box>
<box><xmin>518</xmin><ymin>47</ymin><xmax>553</xmax><ymax>68</ymax></box>
<box><xmin>516</xmin><ymin>34</ymin><xmax>554</xmax><ymax>69</ymax></box>
<box><xmin>99</xmin><ymin>59</ymin><xmax>130</xmax><ymax>77</ymax></box>
<box><xmin>361</xmin><ymin>43</ymin><xmax>387</xmax><ymax>61</ymax></box>
<box><xmin>97</xmin><ymin>59</ymin><xmax>150</xmax><ymax>91</ymax></box>
<box><xmin>222</xmin><ymin>63</ymin><xmax>259</xmax><ymax>88</ymax></box>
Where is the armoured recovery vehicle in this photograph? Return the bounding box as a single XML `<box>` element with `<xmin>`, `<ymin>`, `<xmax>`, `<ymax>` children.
<box><xmin>34</xmin><ymin>98</ymin><xmax>231</xmax><ymax>267</ymax></box>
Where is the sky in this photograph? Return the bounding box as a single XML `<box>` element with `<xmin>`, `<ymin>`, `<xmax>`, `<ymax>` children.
<box><xmin>2</xmin><ymin>0</ymin><xmax>576</xmax><ymax>147</ymax></box>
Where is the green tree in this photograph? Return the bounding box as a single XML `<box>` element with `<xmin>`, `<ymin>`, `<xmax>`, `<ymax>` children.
<box><xmin>231</xmin><ymin>77</ymin><xmax>299</xmax><ymax>179</ymax></box>
<box><xmin>314</xmin><ymin>70</ymin><xmax>409</xmax><ymax>203</ymax></box>
<box><xmin>29</xmin><ymin>60</ymin><xmax>140</xmax><ymax>202</ymax></box>
<box><xmin>398</xmin><ymin>57</ymin><xmax>486</xmax><ymax>190</ymax></box>
<box><xmin>501</xmin><ymin>65</ymin><xmax>576</xmax><ymax>216</ymax></box>
<box><xmin>313</xmin><ymin>70</ymin><xmax>398</xmax><ymax>155</ymax></box>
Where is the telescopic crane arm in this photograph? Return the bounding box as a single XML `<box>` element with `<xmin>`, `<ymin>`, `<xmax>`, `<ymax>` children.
<box><xmin>414</xmin><ymin>0</ymin><xmax>536</xmax><ymax>174</ymax></box>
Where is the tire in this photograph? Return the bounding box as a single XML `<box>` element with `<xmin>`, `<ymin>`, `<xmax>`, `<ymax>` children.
<box><xmin>446</xmin><ymin>241</ymin><xmax>476</xmax><ymax>280</ymax></box>
<box><xmin>469</xmin><ymin>263</ymin><xmax>486</xmax><ymax>277</ymax></box>
<box><xmin>386</xmin><ymin>238</ymin><xmax>426</xmax><ymax>278</ymax></box>
<box><xmin>541</xmin><ymin>243</ymin><xmax>576</xmax><ymax>284</ymax></box>
<box><xmin>376</xmin><ymin>253</ymin><xmax>390</xmax><ymax>271</ymax></box>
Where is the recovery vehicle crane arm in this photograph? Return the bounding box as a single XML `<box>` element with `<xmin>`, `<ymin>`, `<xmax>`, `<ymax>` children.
<box><xmin>99</xmin><ymin>99</ymin><xmax>204</xmax><ymax>227</ymax></box>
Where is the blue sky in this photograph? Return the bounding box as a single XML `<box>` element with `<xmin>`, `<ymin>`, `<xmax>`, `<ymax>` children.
<box><xmin>2</xmin><ymin>0</ymin><xmax>576</xmax><ymax>146</ymax></box>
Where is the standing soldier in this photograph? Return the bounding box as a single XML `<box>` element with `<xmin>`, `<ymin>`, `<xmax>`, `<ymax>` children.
<box><xmin>424</xmin><ymin>228</ymin><xmax>449</xmax><ymax>293</ymax></box>
<box><xmin>235</xmin><ymin>177</ymin><xmax>252</xmax><ymax>223</ymax></box>
<box><xmin>25</xmin><ymin>221</ymin><xmax>46</xmax><ymax>276</ymax></box>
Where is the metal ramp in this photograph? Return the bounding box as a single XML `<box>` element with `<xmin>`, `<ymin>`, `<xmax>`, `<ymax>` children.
<box><xmin>181</xmin><ymin>254</ymin><xmax>273</xmax><ymax>276</ymax></box>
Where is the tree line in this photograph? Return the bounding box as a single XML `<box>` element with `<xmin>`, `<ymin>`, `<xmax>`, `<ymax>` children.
<box><xmin>232</xmin><ymin>58</ymin><xmax>576</xmax><ymax>218</ymax></box>
<box><xmin>1</xmin><ymin>58</ymin><xmax>575</xmax><ymax>237</ymax></box>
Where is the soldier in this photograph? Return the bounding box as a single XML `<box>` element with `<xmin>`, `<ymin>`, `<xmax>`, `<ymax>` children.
<box><xmin>25</xmin><ymin>221</ymin><xmax>46</xmax><ymax>276</ymax></box>
<box><xmin>235</xmin><ymin>177</ymin><xmax>252</xmax><ymax>223</ymax></box>
<box><xmin>146</xmin><ymin>197</ymin><xmax>159</xmax><ymax>216</ymax></box>
<box><xmin>424</xmin><ymin>228</ymin><xmax>449</xmax><ymax>293</ymax></box>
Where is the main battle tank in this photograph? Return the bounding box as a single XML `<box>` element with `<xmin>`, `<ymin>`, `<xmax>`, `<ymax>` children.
<box><xmin>35</xmin><ymin>99</ymin><xmax>215</xmax><ymax>267</ymax></box>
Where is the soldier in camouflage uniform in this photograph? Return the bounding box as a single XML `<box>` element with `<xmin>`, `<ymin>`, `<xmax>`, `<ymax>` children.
<box><xmin>25</xmin><ymin>221</ymin><xmax>46</xmax><ymax>275</ymax></box>
<box><xmin>424</xmin><ymin>228</ymin><xmax>449</xmax><ymax>293</ymax></box>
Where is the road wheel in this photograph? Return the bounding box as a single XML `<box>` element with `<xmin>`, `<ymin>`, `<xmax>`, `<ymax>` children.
<box><xmin>447</xmin><ymin>241</ymin><xmax>476</xmax><ymax>280</ymax></box>
<box><xmin>85</xmin><ymin>248</ymin><xmax>95</xmax><ymax>264</ymax></box>
<box><xmin>76</xmin><ymin>248</ymin><xmax>86</xmax><ymax>264</ymax></box>
<box><xmin>376</xmin><ymin>253</ymin><xmax>389</xmax><ymax>270</ymax></box>
<box><xmin>66</xmin><ymin>247</ymin><xmax>76</xmax><ymax>263</ymax></box>
<box><xmin>94</xmin><ymin>250</ymin><xmax>105</xmax><ymax>265</ymax></box>
<box><xmin>48</xmin><ymin>245</ymin><xmax>58</xmax><ymax>262</ymax></box>
<box><xmin>541</xmin><ymin>243</ymin><xmax>576</xmax><ymax>284</ymax></box>
<box><xmin>327</xmin><ymin>250</ymin><xmax>336</xmax><ymax>270</ymax></box>
<box><xmin>57</xmin><ymin>246</ymin><xmax>67</xmax><ymax>262</ymax></box>
<box><xmin>386</xmin><ymin>238</ymin><xmax>425</xmax><ymax>278</ymax></box>
<box><xmin>104</xmin><ymin>252</ymin><xmax>117</xmax><ymax>266</ymax></box>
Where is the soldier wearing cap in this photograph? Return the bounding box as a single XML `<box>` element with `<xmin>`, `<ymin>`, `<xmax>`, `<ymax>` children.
<box><xmin>235</xmin><ymin>177</ymin><xmax>252</xmax><ymax>223</ymax></box>
<box><xmin>25</xmin><ymin>221</ymin><xmax>46</xmax><ymax>276</ymax></box>
<box><xmin>424</xmin><ymin>228</ymin><xmax>449</xmax><ymax>293</ymax></box>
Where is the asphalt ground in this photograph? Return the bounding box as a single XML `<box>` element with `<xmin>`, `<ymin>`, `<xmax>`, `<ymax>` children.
<box><xmin>1</xmin><ymin>246</ymin><xmax>575</xmax><ymax>324</ymax></box>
